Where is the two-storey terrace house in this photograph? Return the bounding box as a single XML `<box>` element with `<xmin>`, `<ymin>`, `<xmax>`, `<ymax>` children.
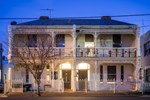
<box><xmin>8</xmin><ymin>16</ymin><xmax>141</xmax><ymax>92</ymax></box>
<box><xmin>141</xmin><ymin>30</ymin><xmax>150</xmax><ymax>93</ymax></box>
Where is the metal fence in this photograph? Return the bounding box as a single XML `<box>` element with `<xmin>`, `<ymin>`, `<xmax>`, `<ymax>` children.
<box><xmin>41</xmin><ymin>79</ymin><xmax>64</xmax><ymax>92</ymax></box>
<box><xmin>77</xmin><ymin>79</ymin><xmax>136</xmax><ymax>92</ymax></box>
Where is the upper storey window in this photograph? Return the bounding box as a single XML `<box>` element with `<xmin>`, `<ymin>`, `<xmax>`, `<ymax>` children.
<box><xmin>113</xmin><ymin>34</ymin><xmax>121</xmax><ymax>47</ymax></box>
<box><xmin>56</xmin><ymin>34</ymin><xmax>65</xmax><ymax>47</ymax></box>
<box><xmin>144</xmin><ymin>41</ymin><xmax>150</xmax><ymax>56</ymax></box>
<box><xmin>85</xmin><ymin>34</ymin><xmax>94</xmax><ymax>47</ymax></box>
<box><xmin>28</xmin><ymin>34</ymin><xmax>37</xmax><ymax>47</ymax></box>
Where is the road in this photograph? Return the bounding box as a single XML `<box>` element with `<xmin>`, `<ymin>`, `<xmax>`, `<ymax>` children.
<box><xmin>0</xmin><ymin>96</ymin><xmax>150</xmax><ymax>100</ymax></box>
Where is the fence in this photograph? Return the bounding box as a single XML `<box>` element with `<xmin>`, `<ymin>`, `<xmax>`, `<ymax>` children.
<box><xmin>41</xmin><ymin>79</ymin><xmax>64</xmax><ymax>92</ymax></box>
<box><xmin>77</xmin><ymin>79</ymin><xmax>136</xmax><ymax>92</ymax></box>
<box><xmin>143</xmin><ymin>83</ymin><xmax>150</xmax><ymax>93</ymax></box>
<box><xmin>4</xmin><ymin>79</ymin><xmax>23</xmax><ymax>93</ymax></box>
<box><xmin>11</xmin><ymin>79</ymin><xmax>23</xmax><ymax>93</ymax></box>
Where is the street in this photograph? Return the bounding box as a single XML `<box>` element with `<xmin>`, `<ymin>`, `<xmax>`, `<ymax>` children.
<box><xmin>0</xmin><ymin>96</ymin><xmax>150</xmax><ymax>100</ymax></box>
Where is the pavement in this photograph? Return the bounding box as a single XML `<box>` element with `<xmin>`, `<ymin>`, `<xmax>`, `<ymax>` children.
<box><xmin>0</xmin><ymin>91</ymin><xmax>149</xmax><ymax>98</ymax></box>
<box><xmin>2</xmin><ymin>91</ymin><xmax>141</xmax><ymax>97</ymax></box>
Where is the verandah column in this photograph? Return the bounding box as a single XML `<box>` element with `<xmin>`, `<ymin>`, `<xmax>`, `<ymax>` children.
<box><xmin>51</xmin><ymin>31</ymin><xmax>55</xmax><ymax>87</ymax></box>
<box><xmin>116</xmin><ymin>65</ymin><xmax>121</xmax><ymax>83</ymax></box>
<box><xmin>73</xmin><ymin>24</ymin><xmax>77</xmax><ymax>92</ymax></box>
<box><xmin>134</xmin><ymin>28</ymin><xmax>141</xmax><ymax>91</ymax></box>
<box><xmin>103</xmin><ymin>65</ymin><xmax>107</xmax><ymax>83</ymax></box>
<box><xmin>94</xmin><ymin>32</ymin><xmax>97</xmax><ymax>56</ymax></box>
<box><xmin>94</xmin><ymin>61</ymin><xmax>98</xmax><ymax>91</ymax></box>
<box><xmin>51</xmin><ymin>60</ymin><xmax>55</xmax><ymax>80</ymax></box>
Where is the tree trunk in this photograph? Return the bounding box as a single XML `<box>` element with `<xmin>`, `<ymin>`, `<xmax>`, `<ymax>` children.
<box><xmin>37</xmin><ymin>81</ymin><xmax>41</xmax><ymax>96</ymax></box>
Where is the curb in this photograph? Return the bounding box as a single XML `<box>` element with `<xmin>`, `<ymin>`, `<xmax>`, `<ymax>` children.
<box><xmin>0</xmin><ymin>94</ymin><xmax>8</xmax><ymax>98</ymax></box>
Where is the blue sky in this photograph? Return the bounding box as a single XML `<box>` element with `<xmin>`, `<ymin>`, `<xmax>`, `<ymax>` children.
<box><xmin>0</xmin><ymin>0</ymin><xmax>150</xmax><ymax>56</ymax></box>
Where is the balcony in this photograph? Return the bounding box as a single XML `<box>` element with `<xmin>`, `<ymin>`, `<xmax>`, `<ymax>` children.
<box><xmin>12</xmin><ymin>47</ymin><xmax>73</xmax><ymax>58</ymax></box>
<box><xmin>76</xmin><ymin>47</ymin><xmax>136</xmax><ymax>58</ymax></box>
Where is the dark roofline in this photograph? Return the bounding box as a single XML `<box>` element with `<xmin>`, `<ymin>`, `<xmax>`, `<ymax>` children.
<box><xmin>15</xmin><ymin>17</ymin><xmax>135</xmax><ymax>26</ymax></box>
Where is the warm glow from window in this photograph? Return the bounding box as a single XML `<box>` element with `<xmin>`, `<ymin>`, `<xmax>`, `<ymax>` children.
<box><xmin>77</xmin><ymin>63</ymin><xmax>89</xmax><ymax>69</ymax></box>
<box><xmin>61</xmin><ymin>63</ymin><xmax>71</xmax><ymax>69</ymax></box>
<box><xmin>85</xmin><ymin>42</ymin><xmax>94</xmax><ymax>47</ymax></box>
<box><xmin>46</xmin><ymin>75</ymin><xmax>50</xmax><ymax>81</ymax></box>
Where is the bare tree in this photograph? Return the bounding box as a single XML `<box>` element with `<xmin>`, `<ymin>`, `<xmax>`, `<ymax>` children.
<box><xmin>11</xmin><ymin>34</ymin><xmax>54</xmax><ymax>96</ymax></box>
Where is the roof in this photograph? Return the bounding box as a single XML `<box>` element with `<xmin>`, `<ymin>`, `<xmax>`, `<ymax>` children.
<box><xmin>141</xmin><ymin>30</ymin><xmax>150</xmax><ymax>43</ymax></box>
<box><xmin>17</xmin><ymin>18</ymin><xmax>134</xmax><ymax>26</ymax></box>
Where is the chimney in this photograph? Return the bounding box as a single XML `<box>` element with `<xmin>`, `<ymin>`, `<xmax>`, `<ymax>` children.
<box><xmin>101</xmin><ymin>16</ymin><xmax>111</xmax><ymax>20</ymax></box>
<box><xmin>39</xmin><ymin>16</ymin><xmax>49</xmax><ymax>20</ymax></box>
<box><xmin>10</xmin><ymin>21</ymin><xmax>17</xmax><ymax>25</ymax></box>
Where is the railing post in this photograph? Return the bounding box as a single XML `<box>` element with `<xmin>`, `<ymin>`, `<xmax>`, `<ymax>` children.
<box><xmin>113</xmin><ymin>79</ymin><xmax>116</xmax><ymax>94</ymax></box>
<box><xmin>129</xmin><ymin>48</ymin><xmax>130</xmax><ymax>57</ymax></box>
<box><xmin>122</xmin><ymin>48</ymin><xmax>124</xmax><ymax>57</ymax></box>
<box><xmin>116</xmin><ymin>48</ymin><xmax>117</xmax><ymax>57</ymax></box>
<box><xmin>85</xmin><ymin>78</ymin><xmax>88</xmax><ymax>93</ymax></box>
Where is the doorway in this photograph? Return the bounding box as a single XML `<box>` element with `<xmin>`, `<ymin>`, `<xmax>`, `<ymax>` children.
<box><xmin>78</xmin><ymin>70</ymin><xmax>88</xmax><ymax>91</ymax></box>
<box><xmin>62</xmin><ymin>70</ymin><xmax>71</xmax><ymax>89</ymax></box>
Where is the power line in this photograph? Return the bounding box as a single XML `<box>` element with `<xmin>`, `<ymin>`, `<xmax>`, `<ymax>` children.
<box><xmin>0</xmin><ymin>13</ymin><xmax>150</xmax><ymax>20</ymax></box>
<box><xmin>0</xmin><ymin>18</ymin><xmax>37</xmax><ymax>20</ymax></box>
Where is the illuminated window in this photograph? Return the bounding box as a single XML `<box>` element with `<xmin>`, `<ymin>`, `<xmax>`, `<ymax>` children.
<box><xmin>61</xmin><ymin>63</ymin><xmax>71</xmax><ymax>69</ymax></box>
<box><xmin>46</xmin><ymin>65</ymin><xmax>50</xmax><ymax>81</ymax></box>
<box><xmin>77</xmin><ymin>63</ymin><xmax>89</xmax><ymax>69</ymax></box>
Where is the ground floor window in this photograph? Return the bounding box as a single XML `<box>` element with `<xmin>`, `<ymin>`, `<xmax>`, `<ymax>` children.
<box><xmin>145</xmin><ymin>68</ymin><xmax>150</xmax><ymax>82</ymax></box>
<box><xmin>50</xmin><ymin>71</ymin><xmax>58</xmax><ymax>80</ymax></box>
<box><xmin>54</xmin><ymin>71</ymin><xmax>58</xmax><ymax>80</ymax></box>
<box><xmin>100</xmin><ymin>65</ymin><xmax>103</xmax><ymax>81</ymax></box>
<box><xmin>107</xmin><ymin>66</ymin><xmax>116</xmax><ymax>81</ymax></box>
<box><xmin>121</xmin><ymin>65</ymin><xmax>124</xmax><ymax>81</ymax></box>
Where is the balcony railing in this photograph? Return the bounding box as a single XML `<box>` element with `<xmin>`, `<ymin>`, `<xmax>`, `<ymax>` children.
<box><xmin>12</xmin><ymin>47</ymin><xmax>136</xmax><ymax>58</ymax></box>
<box><xmin>76</xmin><ymin>47</ymin><xmax>136</xmax><ymax>58</ymax></box>
<box><xmin>12</xmin><ymin>47</ymin><xmax>73</xmax><ymax>58</ymax></box>
<box><xmin>54</xmin><ymin>47</ymin><xmax>73</xmax><ymax>57</ymax></box>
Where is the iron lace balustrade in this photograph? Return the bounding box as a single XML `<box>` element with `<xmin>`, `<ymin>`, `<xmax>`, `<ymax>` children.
<box><xmin>76</xmin><ymin>47</ymin><xmax>136</xmax><ymax>58</ymax></box>
<box><xmin>54</xmin><ymin>47</ymin><xmax>73</xmax><ymax>57</ymax></box>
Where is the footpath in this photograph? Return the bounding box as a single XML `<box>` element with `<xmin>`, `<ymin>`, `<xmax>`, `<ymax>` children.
<box><xmin>1</xmin><ymin>91</ymin><xmax>145</xmax><ymax>97</ymax></box>
<box><xmin>0</xmin><ymin>91</ymin><xmax>150</xmax><ymax>98</ymax></box>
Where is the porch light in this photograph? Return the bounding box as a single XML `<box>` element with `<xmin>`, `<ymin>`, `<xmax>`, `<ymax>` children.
<box><xmin>61</xmin><ymin>62</ymin><xmax>71</xmax><ymax>69</ymax></box>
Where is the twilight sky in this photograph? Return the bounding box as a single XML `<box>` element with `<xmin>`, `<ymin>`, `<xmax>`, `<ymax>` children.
<box><xmin>0</xmin><ymin>0</ymin><xmax>150</xmax><ymax>56</ymax></box>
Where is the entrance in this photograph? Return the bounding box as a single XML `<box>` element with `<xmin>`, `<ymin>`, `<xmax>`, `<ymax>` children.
<box><xmin>62</xmin><ymin>70</ymin><xmax>71</xmax><ymax>89</ymax></box>
<box><xmin>78</xmin><ymin>70</ymin><xmax>88</xmax><ymax>91</ymax></box>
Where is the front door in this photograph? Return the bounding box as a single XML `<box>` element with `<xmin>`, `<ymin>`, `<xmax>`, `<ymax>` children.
<box><xmin>78</xmin><ymin>70</ymin><xmax>88</xmax><ymax>91</ymax></box>
<box><xmin>62</xmin><ymin>70</ymin><xmax>71</xmax><ymax>89</ymax></box>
